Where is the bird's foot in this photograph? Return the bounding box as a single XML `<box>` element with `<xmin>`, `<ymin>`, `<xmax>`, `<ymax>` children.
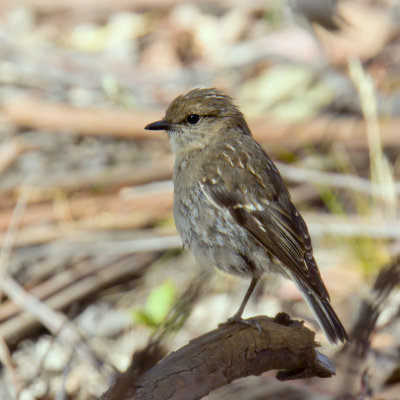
<box><xmin>219</xmin><ymin>314</ymin><xmax>263</xmax><ymax>335</ymax></box>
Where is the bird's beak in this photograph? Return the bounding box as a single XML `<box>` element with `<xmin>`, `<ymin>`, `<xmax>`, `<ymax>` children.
<box><xmin>145</xmin><ymin>119</ymin><xmax>173</xmax><ymax>131</ymax></box>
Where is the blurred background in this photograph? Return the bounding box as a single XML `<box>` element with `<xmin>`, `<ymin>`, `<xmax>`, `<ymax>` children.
<box><xmin>0</xmin><ymin>0</ymin><xmax>399</xmax><ymax>399</ymax></box>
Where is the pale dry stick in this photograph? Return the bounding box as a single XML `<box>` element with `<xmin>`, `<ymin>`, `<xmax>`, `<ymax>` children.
<box><xmin>123</xmin><ymin>162</ymin><xmax>400</xmax><ymax>206</ymax></box>
<box><xmin>348</xmin><ymin>57</ymin><xmax>397</xmax><ymax>216</ymax></box>
<box><xmin>120</xmin><ymin>180</ymin><xmax>174</xmax><ymax>197</ymax></box>
<box><xmin>2</xmin><ymin>97</ymin><xmax>158</xmax><ymax>139</ymax></box>
<box><xmin>28</xmin><ymin>211</ymin><xmax>400</xmax><ymax>264</ymax></box>
<box><xmin>125</xmin><ymin>162</ymin><xmax>400</xmax><ymax>206</ymax></box>
<box><xmin>0</xmin><ymin>138</ymin><xmax>34</xmax><ymax>175</ymax></box>
<box><xmin>78</xmin><ymin>214</ymin><xmax>400</xmax><ymax>247</ymax></box>
<box><xmin>0</xmin><ymin>183</ymin><xmax>102</xmax><ymax>374</ymax></box>
<box><xmin>304</xmin><ymin>212</ymin><xmax>400</xmax><ymax>239</ymax></box>
<box><xmin>73</xmin><ymin>216</ymin><xmax>400</xmax><ymax>249</ymax></box>
<box><xmin>0</xmin><ymin>156</ymin><xmax>174</xmax><ymax>199</ymax></box>
<box><xmin>276</xmin><ymin>162</ymin><xmax>400</xmax><ymax>196</ymax></box>
<box><xmin>0</xmin><ymin>179</ymin><xmax>31</xmax><ymax>300</ymax></box>
<box><xmin>4</xmin><ymin>97</ymin><xmax>400</xmax><ymax>148</ymax></box>
<box><xmin>0</xmin><ymin>253</ymin><xmax>156</xmax><ymax>343</ymax></box>
<box><xmin>0</xmin><ymin>179</ymin><xmax>34</xmax><ymax>396</ymax></box>
<box><xmin>2</xmin><ymin>275</ymin><xmax>102</xmax><ymax>370</ymax></box>
<box><xmin>0</xmin><ymin>187</ymin><xmax>174</xmax><ymax>250</ymax></box>
<box><xmin>0</xmin><ymin>179</ymin><xmax>30</xmax><ymax>396</ymax></box>
<box><xmin>65</xmin><ymin>234</ymin><xmax>182</xmax><ymax>256</ymax></box>
<box><xmin>0</xmin><ymin>249</ymin><xmax>163</xmax><ymax>323</ymax></box>
<box><xmin>0</xmin><ymin>186</ymin><xmax>174</xmax><ymax>231</ymax></box>
<box><xmin>2</xmin><ymin>210</ymin><xmax>399</xmax><ymax>251</ymax></box>
<box><xmin>0</xmin><ymin>219</ymin><xmax>173</xmax><ymax>248</ymax></box>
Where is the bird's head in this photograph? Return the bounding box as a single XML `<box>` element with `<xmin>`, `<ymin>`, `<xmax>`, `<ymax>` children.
<box><xmin>145</xmin><ymin>88</ymin><xmax>251</xmax><ymax>154</ymax></box>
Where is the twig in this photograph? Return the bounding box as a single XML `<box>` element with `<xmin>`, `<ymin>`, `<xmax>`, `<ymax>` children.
<box><xmin>0</xmin><ymin>139</ymin><xmax>34</xmax><ymax>175</ymax></box>
<box><xmin>251</xmin><ymin>116</ymin><xmax>400</xmax><ymax>149</ymax></box>
<box><xmin>2</xmin><ymin>275</ymin><xmax>102</xmax><ymax>369</ymax></box>
<box><xmin>0</xmin><ymin>179</ymin><xmax>30</xmax><ymax>396</ymax></box>
<box><xmin>0</xmin><ymin>253</ymin><xmax>157</xmax><ymax>343</ymax></box>
<box><xmin>60</xmin><ymin>235</ymin><xmax>182</xmax><ymax>256</ymax></box>
<box><xmin>0</xmin><ymin>179</ymin><xmax>31</xmax><ymax>300</ymax></box>
<box><xmin>0</xmin><ymin>188</ymin><xmax>173</xmax><ymax>231</ymax></box>
<box><xmin>0</xmin><ymin>176</ymin><xmax>103</xmax><ymax>374</ymax></box>
<box><xmin>4</xmin><ymin>97</ymin><xmax>400</xmax><ymax>148</ymax></box>
<box><xmin>304</xmin><ymin>212</ymin><xmax>400</xmax><ymax>239</ymax></box>
<box><xmin>0</xmin><ymin>188</ymin><xmax>174</xmax><ymax>249</ymax></box>
<box><xmin>348</xmin><ymin>57</ymin><xmax>397</xmax><ymax>215</ymax></box>
<box><xmin>0</xmin><ymin>157</ymin><xmax>174</xmax><ymax>199</ymax></box>
<box><xmin>6</xmin><ymin>210</ymin><xmax>396</xmax><ymax>252</ymax></box>
<box><xmin>276</xmin><ymin>162</ymin><xmax>400</xmax><ymax>196</ymax></box>
<box><xmin>0</xmin><ymin>247</ymin><xmax>166</xmax><ymax>322</ymax></box>
<box><xmin>2</xmin><ymin>97</ymin><xmax>159</xmax><ymax>139</ymax></box>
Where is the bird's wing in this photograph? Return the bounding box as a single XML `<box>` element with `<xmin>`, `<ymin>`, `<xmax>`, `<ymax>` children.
<box><xmin>200</xmin><ymin>146</ymin><xmax>329</xmax><ymax>299</ymax></box>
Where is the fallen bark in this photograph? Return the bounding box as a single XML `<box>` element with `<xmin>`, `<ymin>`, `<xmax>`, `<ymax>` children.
<box><xmin>102</xmin><ymin>314</ymin><xmax>335</xmax><ymax>400</ymax></box>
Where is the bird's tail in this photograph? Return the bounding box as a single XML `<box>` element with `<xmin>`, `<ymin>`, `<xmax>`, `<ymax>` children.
<box><xmin>293</xmin><ymin>278</ymin><xmax>348</xmax><ymax>344</ymax></box>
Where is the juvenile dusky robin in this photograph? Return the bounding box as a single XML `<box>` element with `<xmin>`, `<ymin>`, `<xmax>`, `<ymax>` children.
<box><xmin>145</xmin><ymin>88</ymin><xmax>348</xmax><ymax>343</ymax></box>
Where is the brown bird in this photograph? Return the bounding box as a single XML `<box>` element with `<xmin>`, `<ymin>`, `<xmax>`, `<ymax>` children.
<box><xmin>145</xmin><ymin>88</ymin><xmax>348</xmax><ymax>343</ymax></box>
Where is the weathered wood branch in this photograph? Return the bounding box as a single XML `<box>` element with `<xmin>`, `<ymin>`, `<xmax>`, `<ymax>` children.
<box><xmin>103</xmin><ymin>314</ymin><xmax>335</xmax><ymax>400</ymax></box>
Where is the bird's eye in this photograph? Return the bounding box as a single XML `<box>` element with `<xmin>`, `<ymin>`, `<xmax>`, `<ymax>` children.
<box><xmin>187</xmin><ymin>114</ymin><xmax>200</xmax><ymax>125</ymax></box>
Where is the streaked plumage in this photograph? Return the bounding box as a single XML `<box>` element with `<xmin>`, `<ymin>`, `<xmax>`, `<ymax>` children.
<box><xmin>145</xmin><ymin>88</ymin><xmax>348</xmax><ymax>344</ymax></box>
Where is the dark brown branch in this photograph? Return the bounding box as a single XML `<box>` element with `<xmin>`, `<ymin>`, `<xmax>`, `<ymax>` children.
<box><xmin>102</xmin><ymin>314</ymin><xmax>335</xmax><ymax>400</ymax></box>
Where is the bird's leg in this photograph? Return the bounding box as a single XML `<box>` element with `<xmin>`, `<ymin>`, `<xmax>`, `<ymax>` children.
<box><xmin>230</xmin><ymin>276</ymin><xmax>259</xmax><ymax>321</ymax></box>
<box><xmin>221</xmin><ymin>276</ymin><xmax>262</xmax><ymax>333</ymax></box>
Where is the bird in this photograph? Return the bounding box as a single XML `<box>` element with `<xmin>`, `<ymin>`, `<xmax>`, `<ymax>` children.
<box><xmin>145</xmin><ymin>88</ymin><xmax>348</xmax><ymax>344</ymax></box>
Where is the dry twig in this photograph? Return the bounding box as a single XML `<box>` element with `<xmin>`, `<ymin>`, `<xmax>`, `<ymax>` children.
<box><xmin>0</xmin><ymin>253</ymin><xmax>158</xmax><ymax>343</ymax></box>
<box><xmin>3</xmin><ymin>97</ymin><xmax>400</xmax><ymax>149</ymax></box>
<box><xmin>276</xmin><ymin>162</ymin><xmax>400</xmax><ymax>197</ymax></box>
<box><xmin>0</xmin><ymin>139</ymin><xmax>34</xmax><ymax>176</ymax></box>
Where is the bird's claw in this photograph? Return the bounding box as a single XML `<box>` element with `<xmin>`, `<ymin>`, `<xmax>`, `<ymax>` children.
<box><xmin>220</xmin><ymin>315</ymin><xmax>263</xmax><ymax>335</ymax></box>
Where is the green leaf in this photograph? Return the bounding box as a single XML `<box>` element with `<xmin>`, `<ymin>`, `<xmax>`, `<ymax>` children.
<box><xmin>133</xmin><ymin>280</ymin><xmax>176</xmax><ymax>328</ymax></box>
